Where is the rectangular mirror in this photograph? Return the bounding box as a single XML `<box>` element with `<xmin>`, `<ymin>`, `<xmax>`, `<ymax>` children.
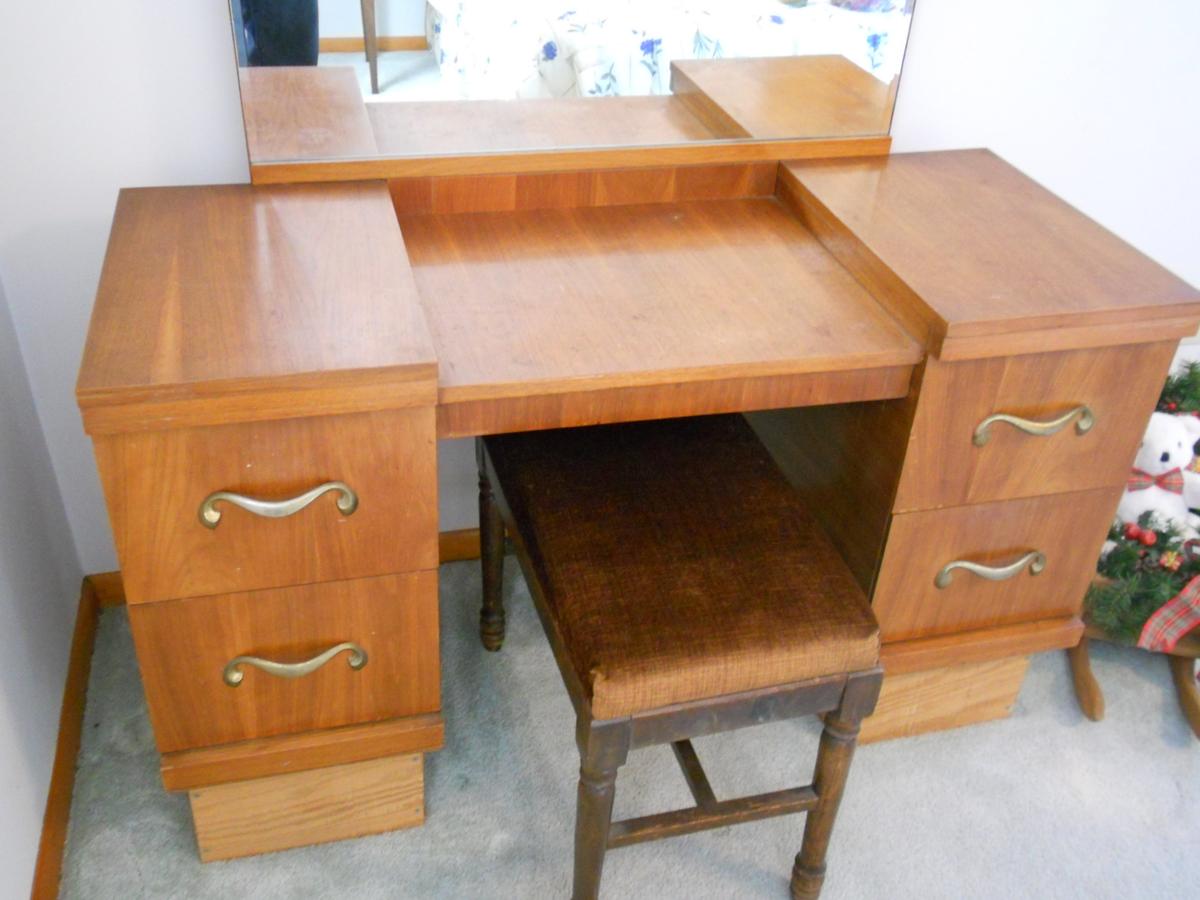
<box><xmin>231</xmin><ymin>1</ymin><xmax>916</xmax><ymax>174</ymax></box>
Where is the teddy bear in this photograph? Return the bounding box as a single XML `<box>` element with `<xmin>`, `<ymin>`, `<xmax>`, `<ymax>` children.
<box><xmin>1116</xmin><ymin>411</ymin><xmax>1200</xmax><ymax>539</ymax></box>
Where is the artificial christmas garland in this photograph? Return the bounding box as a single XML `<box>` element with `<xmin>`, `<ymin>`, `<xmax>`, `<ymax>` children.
<box><xmin>1085</xmin><ymin>514</ymin><xmax>1197</xmax><ymax>644</ymax></box>
<box><xmin>1156</xmin><ymin>360</ymin><xmax>1200</xmax><ymax>415</ymax></box>
<box><xmin>1084</xmin><ymin>361</ymin><xmax>1200</xmax><ymax>646</ymax></box>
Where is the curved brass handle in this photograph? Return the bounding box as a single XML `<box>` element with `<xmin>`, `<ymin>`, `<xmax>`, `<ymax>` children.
<box><xmin>972</xmin><ymin>405</ymin><xmax>1094</xmax><ymax>447</ymax></box>
<box><xmin>223</xmin><ymin>641</ymin><xmax>368</xmax><ymax>687</ymax></box>
<box><xmin>934</xmin><ymin>551</ymin><xmax>1046</xmax><ymax>589</ymax></box>
<box><xmin>199</xmin><ymin>481</ymin><xmax>358</xmax><ymax>529</ymax></box>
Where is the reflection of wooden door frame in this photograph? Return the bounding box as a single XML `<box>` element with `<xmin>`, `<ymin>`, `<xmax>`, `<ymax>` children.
<box><xmin>360</xmin><ymin>0</ymin><xmax>379</xmax><ymax>94</ymax></box>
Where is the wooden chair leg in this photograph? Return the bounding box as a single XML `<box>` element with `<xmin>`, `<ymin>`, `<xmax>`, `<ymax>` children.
<box><xmin>1167</xmin><ymin>654</ymin><xmax>1200</xmax><ymax>740</ymax></box>
<box><xmin>791</xmin><ymin>683</ymin><xmax>872</xmax><ymax>900</ymax></box>
<box><xmin>573</xmin><ymin>721</ymin><xmax>629</xmax><ymax>900</ymax></box>
<box><xmin>477</xmin><ymin>443</ymin><xmax>506</xmax><ymax>651</ymax></box>
<box><xmin>1067</xmin><ymin>635</ymin><xmax>1105</xmax><ymax>721</ymax></box>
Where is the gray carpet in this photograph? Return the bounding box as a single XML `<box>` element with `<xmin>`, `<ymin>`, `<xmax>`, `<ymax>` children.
<box><xmin>61</xmin><ymin>561</ymin><xmax>1199</xmax><ymax>899</ymax></box>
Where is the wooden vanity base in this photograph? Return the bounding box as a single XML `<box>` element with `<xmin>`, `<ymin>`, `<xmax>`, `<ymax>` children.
<box><xmin>189</xmin><ymin>753</ymin><xmax>425</xmax><ymax>862</ymax></box>
<box><xmin>859</xmin><ymin>657</ymin><xmax>1029</xmax><ymax>744</ymax></box>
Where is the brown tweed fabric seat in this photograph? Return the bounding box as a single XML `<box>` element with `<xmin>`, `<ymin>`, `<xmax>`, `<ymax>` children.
<box><xmin>482</xmin><ymin>414</ymin><xmax>880</xmax><ymax>719</ymax></box>
<box><xmin>478</xmin><ymin>413</ymin><xmax>883</xmax><ymax>899</ymax></box>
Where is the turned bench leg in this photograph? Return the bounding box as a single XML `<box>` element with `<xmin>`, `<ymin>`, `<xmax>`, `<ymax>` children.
<box><xmin>477</xmin><ymin>442</ymin><xmax>507</xmax><ymax>651</ymax></box>
<box><xmin>573</xmin><ymin>721</ymin><xmax>630</xmax><ymax>900</ymax></box>
<box><xmin>791</xmin><ymin>678</ymin><xmax>876</xmax><ymax>900</ymax></box>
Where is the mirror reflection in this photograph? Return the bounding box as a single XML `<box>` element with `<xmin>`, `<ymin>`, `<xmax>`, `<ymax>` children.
<box><xmin>232</xmin><ymin>1</ymin><xmax>916</xmax><ymax>163</ymax></box>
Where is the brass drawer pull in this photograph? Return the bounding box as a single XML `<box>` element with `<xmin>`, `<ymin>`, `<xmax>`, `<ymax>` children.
<box><xmin>223</xmin><ymin>641</ymin><xmax>368</xmax><ymax>687</ymax></box>
<box><xmin>199</xmin><ymin>481</ymin><xmax>358</xmax><ymax>528</ymax></box>
<box><xmin>972</xmin><ymin>405</ymin><xmax>1094</xmax><ymax>447</ymax></box>
<box><xmin>934</xmin><ymin>551</ymin><xmax>1046</xmax><ymax>589</ymax></box>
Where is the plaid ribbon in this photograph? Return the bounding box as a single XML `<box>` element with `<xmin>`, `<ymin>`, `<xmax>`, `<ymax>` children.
<box><xmin>1139</xmin><ymin>573</ymin><xmax>1200</xmax><ymax>652</ymax></box>
<box><xmin>1127</xmin><ymin>467</ymin><xmax>1185</xmax><ymax>494</ymax></box>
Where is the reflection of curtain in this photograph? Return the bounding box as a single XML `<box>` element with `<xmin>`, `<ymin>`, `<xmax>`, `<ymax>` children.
<box><xmin>241</xmin><ymin>0</ymin><xmax>320</xmax><ymax>67</ymax></box>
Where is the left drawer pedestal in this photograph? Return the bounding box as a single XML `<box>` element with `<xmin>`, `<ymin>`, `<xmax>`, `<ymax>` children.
<box><xmin>76</xmin><ymin>181</ymin><xmax>443</xmax><ymax>862</ymax></box>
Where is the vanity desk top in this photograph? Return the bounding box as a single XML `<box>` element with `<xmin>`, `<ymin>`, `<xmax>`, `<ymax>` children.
<box><xmin>75</xmin><ymin>146</ymin><xmax>1200</xmax><ymax>861</ymax></box>
<box><xmin>399</xmin><ymin>195</ymin><xmax>921</xmax><ymax>438</ymax></box>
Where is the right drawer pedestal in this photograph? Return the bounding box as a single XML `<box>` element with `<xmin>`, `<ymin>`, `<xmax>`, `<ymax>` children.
<box><xmin>753</xmin><ymin>341</ymin><xmax>1178</xmax><ymax>740</ymax></box>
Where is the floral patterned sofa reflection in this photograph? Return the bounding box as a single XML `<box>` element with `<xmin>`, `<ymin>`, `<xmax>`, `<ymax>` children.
<box><xmin>424</xmin><ymin>0</ymin><xmax>912</xmax><ymax>101</ymax></box>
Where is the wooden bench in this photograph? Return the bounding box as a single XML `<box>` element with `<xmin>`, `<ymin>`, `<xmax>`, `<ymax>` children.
<box><xmin>477</xmin><ymin>414</ymin><xmax>883</xmax><ymax>899</ymax></box>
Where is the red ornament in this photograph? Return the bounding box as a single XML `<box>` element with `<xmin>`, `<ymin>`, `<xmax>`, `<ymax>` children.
<box><xmin>1124</xmin><ymin>522</ymin><xmax>1143</xmax><ymax>541</ymax></box>
<box><xmin>1167</xmin><ymin>402</ymin><xmax>1178</xmax><ymax>411</ymax></box>
<box><xmin>1140</xmin><ymin>530</ymin><xmax>1158</xmax><ymax>547</ymax></box>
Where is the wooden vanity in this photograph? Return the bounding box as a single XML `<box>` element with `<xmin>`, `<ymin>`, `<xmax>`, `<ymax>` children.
<box><xmin>76</xmin><ymin>47</ymin><xmax>1200</xmax><ymax>865</ymax></box>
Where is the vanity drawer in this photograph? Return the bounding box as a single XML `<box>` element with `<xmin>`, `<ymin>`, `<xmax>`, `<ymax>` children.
<box><xmin>94</xmin><ymin>408</ymin><xmax>437</xmax><ymax>604</ymax></box>
<box><xmin>894</xmin><ymin>342</ymin><xmax>1176</xmax><ymax>511</ymax></box>
<box><xmin>872</xmin><ymin>488</ymin><xmax>1120</xmax><ymax>642</ymax></box>
<box><xmin>128</xmin><ymin>571</ymin><xmax>440</xmax><ymax>753</ymax></box>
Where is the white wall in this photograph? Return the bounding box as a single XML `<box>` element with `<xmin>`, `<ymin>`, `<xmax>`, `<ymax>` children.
<box><xmin>0</xmin><ymin>275</ymin><xmax>82</xmax><ymax>897</ymax></box>
<box><xmin>891</xmin><ymin>0</ymin><xmax>1200</xmax><ymax>288</ymax></box>
<box><xmin>0</xmin><ymin>2</ymin><xmax>250</xmax><ymax>574</ymax></box>
<box><xmin>319</xmin><ymin>0</ymin><xmax>426</xmax><ymax>37</ymax></box>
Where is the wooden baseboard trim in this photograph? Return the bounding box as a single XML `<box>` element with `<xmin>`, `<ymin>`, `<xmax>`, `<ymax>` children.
<box><xmin>87</xmin><ymin>570</ymin><xmax>125</xmax><ymax>608</ymax></box>
<box><xmin>319</xmin><ymin>35</ymin><xmax>428</xmax><ymax>53</ymax></box>
<box><xmin>439</xmin><ymin>527</ymin><xmax>481</xmax><ymax>563</ymax></box>
<box><xmin>30</xmin><ymin>577</ymin><xmax>102</xmax><ymax>900</ymax></box>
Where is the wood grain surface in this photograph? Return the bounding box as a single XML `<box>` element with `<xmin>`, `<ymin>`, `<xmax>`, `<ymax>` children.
<box><xmin>95</xmin><ymin>408</ymin><xmax>436</xmax><ymax>604</ymax></box>
<box><xmin>858</xmin><ymin>657</ymin><xmax>1029</xmax><ymax>743</ymax></box>
<box><xmin>387</xmin><ymin>162</ymin><xmax>777</xmax><ymax>216</ymax></box>
<box><xmin>894</xmin><ymin>342</ymin><xmax>1178</xmax><ymax>510</ymax></box>
<box><xmin>873</xmin><ymin>488</ymin><xmax>1122</xmax><ymax>642</ymax></box>
<box><xmin>129</xmin><ymin>571</ymin><xmax>440</xmax><ymax>753</ymax></box>
<box><xmin>880</xmin><ymin>616</ymin><xmax>1082</xmax><ymax>675</ymax></box>
<box><xmin>238</xmin><ymin>66</ymin><xmax>377</xmax><ymax>163</ymax></box>
<box><xmin>437</xmin><ymin>366</ymin><xmax>913</xmax><ymax>438</ymax></box>
<box><xmin>77</xmin><ymin>182</ymin><xmax>437</xmax><ymax>433</ymax></box>
<box><xmin>248</xmin><ymin>135</ymin><xmax>891</xmax><ymax>183</ymax></box>
<box><xmin>190</xmin><ymin>753</ymin><xmax>424</xmax><ymax>861</ymax></box>
<box><xmin>400</xmin><ymin>198</ymin><xmax>921</xmax><ymax>426</ymax></box>
<box><xmin>746</xmin><ymin>369</ymin><xmax>921</xmax><ymax>594</ymax></box>
<box><xmin>671</xmin><ymin>56</ymin><xmax>894</xmax><ymax>140</ymax></box>
<box><xmin>781</xmin><ymin>151</ymin><xmax>1200</xmax><ymax>359</ymax></box>
<box><xmin>161</xmin><ymin>714</ymin><xmax>445</xmax><ymax>790</ymax></box>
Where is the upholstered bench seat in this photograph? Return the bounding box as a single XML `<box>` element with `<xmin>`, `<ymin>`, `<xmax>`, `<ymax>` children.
<box><xmin>483</xmin><ymin>414</ymin><xmax>879</xmax><ymax>718</ymax></box>
<box><xmin>477</xmin><ymin>413</ymin><xmax>883</xmax><ymax>899</ymax></box>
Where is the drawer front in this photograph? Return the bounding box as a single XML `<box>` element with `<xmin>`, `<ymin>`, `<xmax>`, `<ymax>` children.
<box><xmin>95</xmin><ymin>408</ymin><xmax>437</xmax><ymax>603</ymax></box>
<box><xmin>894</xmin><ymin>342</ymin><xmax>1175</xmax><ymax>511</ymax></box>
<box><xmin>129</xmin><ymin>571</ymin><xmax>440</xmax><ymax>753</ymax></box>
<box><xmin>873</xmin><ymin>489</ymin><xmax>1119</xmax><ymax>642</ymax></box>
